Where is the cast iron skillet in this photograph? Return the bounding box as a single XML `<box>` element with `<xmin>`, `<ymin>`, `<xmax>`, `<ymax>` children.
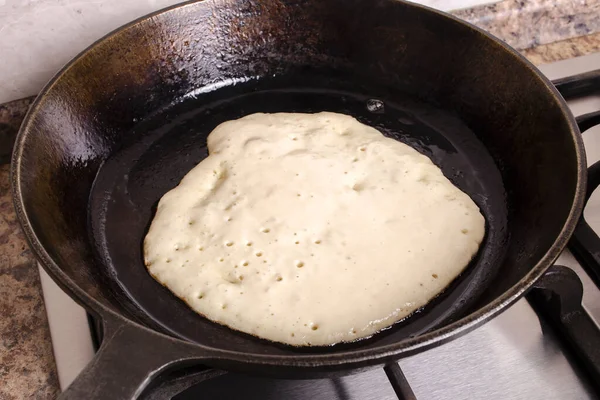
<box><xmin>11</xmin><ymin>0</ymin><xmax>586</xmax><ymax>398</ymax></box>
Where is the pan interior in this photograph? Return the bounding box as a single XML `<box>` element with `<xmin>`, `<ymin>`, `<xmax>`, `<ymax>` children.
<box><xmin>89</xmin><ymin>74</ymin><xmax>508</xmax><ymax>355</ymax></box>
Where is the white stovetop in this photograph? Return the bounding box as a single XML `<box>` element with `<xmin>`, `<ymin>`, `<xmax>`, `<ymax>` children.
<box><xmin>0</xmin><ymin>0</ymin><xmax>498</xmax><ymax>104</ymax></box>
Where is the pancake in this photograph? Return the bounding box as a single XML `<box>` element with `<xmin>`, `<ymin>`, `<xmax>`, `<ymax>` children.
<box><xmin>143</xmin><ymin>112</ymin><xmax>485</xmax><ymax>346</ymax></box>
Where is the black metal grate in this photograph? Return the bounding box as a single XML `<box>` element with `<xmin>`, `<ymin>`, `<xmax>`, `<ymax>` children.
<box><xmin>525</xmin><ymin>72</ymin><xmax>600</xmax><ymax>398</ymax></box>
<box><xmin>570</xmin><ymin>109</ymin><xmax>600</xmax><ymax>288</ymax></box>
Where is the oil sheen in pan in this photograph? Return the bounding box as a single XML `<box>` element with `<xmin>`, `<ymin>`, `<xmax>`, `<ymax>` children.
<box><xmin>88</xmin><ymin>76</ymin><xmax>508</xmax><ymax>353</ymax></box>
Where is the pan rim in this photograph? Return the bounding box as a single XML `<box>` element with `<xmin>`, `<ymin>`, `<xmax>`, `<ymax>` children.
<box><xmin>10</xmin><ymin>0</ymin><xmax>586</xmax><ymax>368</ymax></box>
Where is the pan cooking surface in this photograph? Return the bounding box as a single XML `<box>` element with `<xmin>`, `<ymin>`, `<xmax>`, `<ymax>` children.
<box><xmin>89</xmin><ymin>75</ymin><xmax>508</xmax><ymax>355</ymax></box>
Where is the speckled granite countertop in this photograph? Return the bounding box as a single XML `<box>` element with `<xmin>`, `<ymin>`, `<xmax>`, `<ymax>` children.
<box><xmin>0</xmin><ymin>171</ymin><xmax>60</xmax><ymax>400</ymax></box>
<box><xmin>1</xmin><ymin>96</ymin><xmax>60</xmax><ymax>400</ymax></box>
<box><xmin>1</xmin><ymin>1</ymin><xmax>600</xmax><ymax>398</ymax></box>
<box><xmin>455</xmin><ymin>0</ymin><xmax>600</xmax><ymax>51</ymax></box>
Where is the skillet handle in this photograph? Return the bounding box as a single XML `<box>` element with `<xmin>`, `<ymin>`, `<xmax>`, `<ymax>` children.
<box><xmin>58</xmin><ymin>312</ymin><xmax>210</xmax><ymax>400</ymax></box>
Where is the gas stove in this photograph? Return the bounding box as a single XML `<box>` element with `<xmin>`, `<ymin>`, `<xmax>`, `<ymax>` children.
<box><xmin>37</xmin><ymin>52</ymin><xmax>600</xmax><ymax>399</ymax></box>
